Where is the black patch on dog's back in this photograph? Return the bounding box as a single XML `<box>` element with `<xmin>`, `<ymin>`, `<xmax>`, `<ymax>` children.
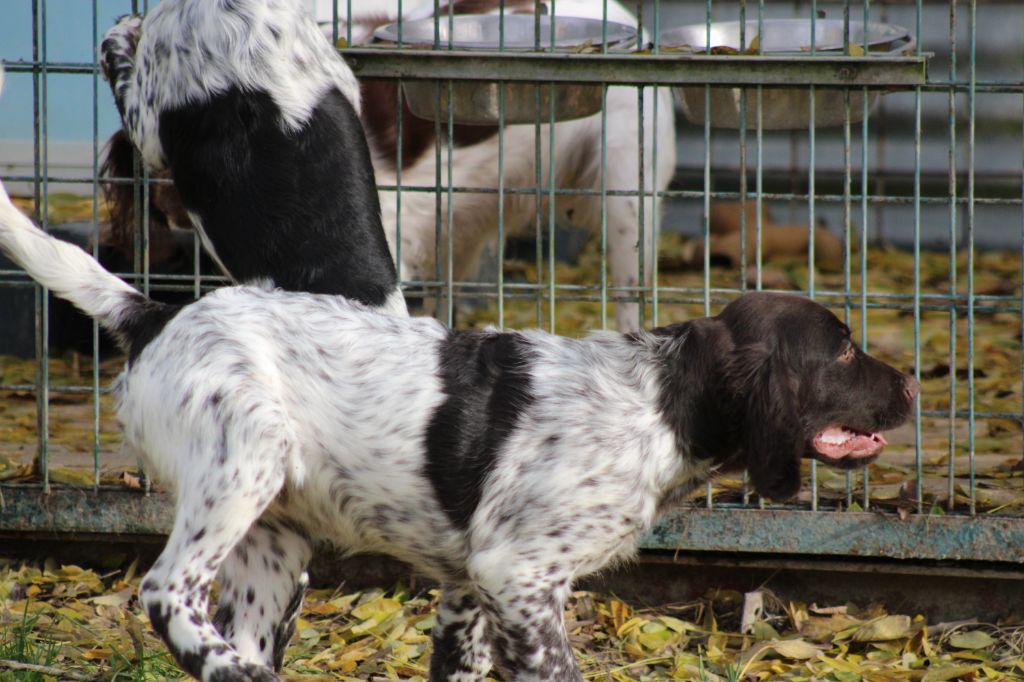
<box><xmin>119</xmin><ymin>294</ymin><xmax>182</xmax><ymax>366</ymax></box>
<box><xmin>158</xmin><ymin>86</ymin><xmax>397</xmax><ymax>304</ymax></box>
<box><xmin>425</xmin><ymin>331</ymin><xmax>535</xmax><ymax>529</ymax></box>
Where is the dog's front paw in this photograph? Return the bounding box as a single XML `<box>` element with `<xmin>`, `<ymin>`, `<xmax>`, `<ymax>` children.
<box><xmin>206</xmin><ymin>663</ymin><xmax>280</xmax><ymax>682</ymax></box>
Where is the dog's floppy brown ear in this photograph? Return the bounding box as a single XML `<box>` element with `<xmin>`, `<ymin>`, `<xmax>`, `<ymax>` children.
<box><xmin>727</xmin><ymin>343</ymin><xmax>804</xmax><ymax>501</ymax></box>
<box><xmin>100</xmin><ymin>130</ymin><xmax>178</xmax><ymax>257</ymax></box>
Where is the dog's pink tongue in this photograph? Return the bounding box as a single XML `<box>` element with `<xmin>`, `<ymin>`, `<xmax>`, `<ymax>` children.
<box><xmin>814</xmin><ymin>426</ymin><xmax>887</xmax><ymax>460</ymax></box>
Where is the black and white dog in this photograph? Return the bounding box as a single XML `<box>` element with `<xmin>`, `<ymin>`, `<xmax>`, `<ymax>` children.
<box><xmin>0</xmin><ymin>179</ymin><xmax>917</xmax><ymax>681</ymax></box>
<box><xmin>101</xmin><ymin>0</ymin><xmax>673</xmax><ymax>332</ymax></box>
<box><xmin>100</xmin><ymin>0</ymin><xmax>406</xmax><ymax>313</ymax></box>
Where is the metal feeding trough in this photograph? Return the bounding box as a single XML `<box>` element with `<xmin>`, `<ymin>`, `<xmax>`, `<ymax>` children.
<box><xmin>658</xmin><ymin>19</ymin><xmax>914</xmax><ymax>129</ymax></box>
<box><xmin>374</xmin><ymin>15</ymin><xmax>637</xmax><ymax>125</ymax></box>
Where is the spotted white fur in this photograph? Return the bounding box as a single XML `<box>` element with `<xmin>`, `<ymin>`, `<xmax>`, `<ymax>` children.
<box><xmin>0</xmin><ymin>176</ymin><xmax>712</xmax><ymax>680</ymax></box>
<box><xmin>0</xmin><ymin>173</ymin><xmax>916</xmax><ymax>679</ymax></box>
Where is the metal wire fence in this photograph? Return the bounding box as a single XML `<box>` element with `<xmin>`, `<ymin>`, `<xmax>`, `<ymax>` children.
<box><xmin>0</xmin><ymin>0</ymin><xmax>1022</xmax><ymax>564</ymax></box>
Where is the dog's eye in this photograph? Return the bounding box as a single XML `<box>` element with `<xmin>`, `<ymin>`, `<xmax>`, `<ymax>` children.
<box><xmin>838</xmin><ymin>344</ymin><xmax>855</xmax><ymax>363</ymax></box>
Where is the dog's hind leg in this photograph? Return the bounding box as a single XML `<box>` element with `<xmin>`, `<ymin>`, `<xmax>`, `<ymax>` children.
<box><xmin>469</xmin><ymin>556</ymin><xmax>580</xmax><ymax>682</ymax></box>
<box><xmin>213</xmin><ymin>519</ymin><xmax>312</xmax><ymax>672</ymax></box>
<box><xmin>139</xmin><ymin>424</ymin><xmax>296</xmax><ymax>681</ymax></box>
<box><xmin>479</xmin><ymin>583</ymin><xmax>580</xmax><ymax>682</ymax></box>
<box><xmin>429</xmin><ymin>584</ymin><xmax>493</xmax><ymax>682</ymax></box>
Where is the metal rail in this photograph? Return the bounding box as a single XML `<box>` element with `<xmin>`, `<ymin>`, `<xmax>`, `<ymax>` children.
<box><xmin>341</xmin><ymin>48</ymin><xmax>927</xmax><ymax>87</ymax></box>
<box><xmin>2</xmin><ymin>486</ymin><xmax>1022</xmax><ymax>565</ymax></box>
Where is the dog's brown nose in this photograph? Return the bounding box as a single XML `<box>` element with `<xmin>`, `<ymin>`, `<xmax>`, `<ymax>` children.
<box><xmin>903</xmin><ymin>376</ymin><xmax>920</xmax><ymax>402</ymax></box>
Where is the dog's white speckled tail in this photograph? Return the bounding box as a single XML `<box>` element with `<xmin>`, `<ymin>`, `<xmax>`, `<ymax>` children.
<box><xmin>0</xmin><ymin>62</ymin><xmax>141</xmax><ymax>336</ymax></box>
<box><xmin>0</xmin><ymin>175</ymin><xmax>147</xmax><ymax>345</ymax></box>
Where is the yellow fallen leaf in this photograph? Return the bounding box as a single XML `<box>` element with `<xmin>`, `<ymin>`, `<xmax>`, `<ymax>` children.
<box><xmin>706</xmin><ymin>633</ymin><xmax>729</xmax><ymax>655</ymax></box>
<box><xmin>348</xmin><ymin>618</ymin><xmax>379</xmax><ymax>636</ymax></box>
<box><xmin>0</xmin><ymin>458</ymin><xmax>35</xmax><ymax>481</ymax></box>
<box><xmin>951</xmin><ymin>650</ymin><xmax>992</xmax><ymax>662</ymax></box>
<box><xmin>413</xmin><ymin>614</ymin><xmax>435</xmax><ymax>632</ymax></box>
<box><xmin>48</xmin><ymin>467</ymin><xmax>96</xmax><ymax>487</ymax></box>
<box><xmin>90</xmin><ymin>586</ymin><xmax>134</xmax><ymax>608</ymax></box>
<box><xmin>659</xmin><ymin>615</ymin><xmax>697</xmax><ymax>633</ymax></box>
<box><xmin>769</xmin><ymin>638</ymin><xmax>824</xmax><ymax>660</ymax></box>
<box><xmin>54</xmin><ymin>606</ymin><xmax>89</xmax><ymax>623</ymax></box>
<box><xmin>853</xmin><ymin>615</ymin><xmax>913</xmax><ymax>642</ymax></box>
<box><xmin>305</xmin><ymin>601</ymin><xmax>342</xmax><ymax>616</ymax></box>
<box><xmin>622</xmin><ymin>641</ymin><xmax>645</xmax><ymax>659</ymax></box>
<box><xmin>616</xmin><ymin>615</ymin><xmax>646</xmax><ymax>638</ymax></box>
<box><xmin>400</xmin><ymin>631</ymin><xmax>430</xmax><ymax>645</ymax></box>
<box><xmin>809</xmin><ymin>603</ymin><xmax>848</xmax><ymax>616</ymax></box>
<box><xmin>948</xmin><ymin>630</ymin><xmax>996</xmax><ymax>650</ymax></box>
<box><xmin>921</xmin><ymin>663</ymin><xmax>982</xmax><ymax>682</ymax></box>
<box><xmin>817</xmin><ymin>652</ymin><xmax>863</xmax><ymax>674</ymax></box>
<box><xmin>750</xmin><ymin>620</ymin><xmax>781</xmax><ymax>641</ymax></box>
<box><xmin>299</xmin><ymin>627</ymin><xmax>322</xmax><ymax>644</ymax></box>
<box><xmin>351</xmin><ymin>596</ymin><xmax>402</xmax><ymax>621</ymax></box>
<box><xmin>636</xmin><ymin>626</ymin><xmax>674</xmax><ymax>650</ymax></box>
<box><xmin>609</xmin><ymin>598</ymin><xmax>631</xmax><ymax>631</ymax></box>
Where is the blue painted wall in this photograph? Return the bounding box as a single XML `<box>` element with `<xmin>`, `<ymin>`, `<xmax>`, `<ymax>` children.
<box><xmin>0</xmin><ymin>0</ymin><xmax>135</xmax><ymax>142</ymax></box>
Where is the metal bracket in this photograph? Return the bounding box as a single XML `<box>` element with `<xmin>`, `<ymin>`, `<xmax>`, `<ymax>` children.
<box><xmin>342</xmin><ymin>48</ymin><xmax>928</xmax><ymax>88</ymax></box>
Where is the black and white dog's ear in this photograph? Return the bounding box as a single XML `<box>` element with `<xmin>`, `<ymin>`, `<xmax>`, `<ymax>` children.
<box><xmin>728</xmin><ymin>343</ymin><xmax>804</xmax><ymax>501</ymax></box>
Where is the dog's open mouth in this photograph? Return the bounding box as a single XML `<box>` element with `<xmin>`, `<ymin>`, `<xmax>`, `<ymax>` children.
<box><xmin>812</xmin><ymin>425</ymin><xmax>887</xmax><ymax>461</ymax></box>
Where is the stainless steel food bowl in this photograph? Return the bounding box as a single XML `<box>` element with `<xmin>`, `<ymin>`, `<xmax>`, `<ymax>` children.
<box><xmin>658</xmin><ymin>19</ymin><xmax>912</xmax><ymax>55</ymax></box>
<box><xmin>399</xmin><ymin>80</ymin><xmax>607</xmax><ymax>126</ymax></box>
<box><xmin>658</xmin><ymin>19</ymin><xmax>914</xmax><ymax>129</ymax></box>
<box><xmin>374</xmin><ymin>15</ymin><xmax>637</xmax><ymax>125</ymax></box>
<box><xmin>374</xmin><ymin>14</ymin><xmax>637</xmax><ymax>51</ymax></box>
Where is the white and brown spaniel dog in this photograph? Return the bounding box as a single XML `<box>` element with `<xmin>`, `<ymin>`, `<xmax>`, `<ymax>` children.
<box><xmin>337</xmin><ymin>0</ymin><xmax>676</xmax><ymax>331</ymax></box>
<box><xmin>99</xmin><ymin>0</ymin><xmax>406</xmax><ymax>313</ymax></box>
<box><xmin>0</xmin><ymin>178</ymin><xmax>917</xmax><ymax>682</ymax></box>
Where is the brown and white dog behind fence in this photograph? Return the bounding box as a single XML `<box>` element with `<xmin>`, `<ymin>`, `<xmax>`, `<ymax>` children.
<box><xmin>0</xmin><ymin>162</ymin><xmax>919</xmax><ymax>681</ymax></box>
<box><xmin>102</xmin><ymin>0</ymin><xmax>676</xmax><ymax>332</ymax></box>
<box><xmin>335</xmin><ymin>0</ymin><xmax>677</xmax><ymax>332</ymax></box>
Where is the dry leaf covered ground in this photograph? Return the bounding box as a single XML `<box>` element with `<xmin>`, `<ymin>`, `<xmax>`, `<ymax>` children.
<box><xmin>1</xmin><ymin>560</ymin><xmax>1023</xmax><ymax>681</ymax></box>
